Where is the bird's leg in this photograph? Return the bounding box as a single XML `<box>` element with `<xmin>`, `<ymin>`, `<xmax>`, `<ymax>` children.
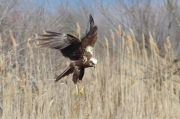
<box><xmin>79</xmin><ymin>81</ymin><xmax>84</xmax><ymax>96</ymax></box>
<box><xmin>76</xmin><ymin>84</ymin><xmax>79</xmax><ymax>96</ymax></box>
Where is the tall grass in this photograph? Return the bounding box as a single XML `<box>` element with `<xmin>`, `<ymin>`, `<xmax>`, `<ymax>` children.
<box><xmin>1</xmin><ymin>26</ymin><xmax>180</xmax><ymax>119</ymax></box>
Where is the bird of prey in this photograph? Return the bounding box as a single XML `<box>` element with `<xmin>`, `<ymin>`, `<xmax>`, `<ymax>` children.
<box><xmin>36</xmin><ymin>14</ymin><xmax>98</xmax><ymax>95</ymax></box>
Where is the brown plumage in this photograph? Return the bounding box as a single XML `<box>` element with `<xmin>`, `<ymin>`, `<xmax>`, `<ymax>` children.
<box><xmin>36</xmin><ymin>14</ymin><xmax>98</xmax><ymax>84</ymax></box>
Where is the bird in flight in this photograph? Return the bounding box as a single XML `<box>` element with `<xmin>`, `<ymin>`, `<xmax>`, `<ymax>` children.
<box><xmin>37</xmin><ymin>14</ymin><xmax>98</xmax><ymax>96</ymax></box>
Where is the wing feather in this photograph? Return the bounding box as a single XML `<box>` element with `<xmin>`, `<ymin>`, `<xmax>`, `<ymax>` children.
<box><xmin>81</xmin><ymin>14</ymin><xmax>98</xmax><ymax>55</ymax></box>
<box><xmin>89</xmin><ymin>14</ymin><xmax>95</xmax><ymax>30</ymax></box>
<box><xmin>82</xmin><ymin>26</ymin><xmax>98</xmax><ymax>48</ymax></box>
<box><xmin>37</xmin><ymin>31</ymin><xmax>83</xmax><ymax>60</ymax></box>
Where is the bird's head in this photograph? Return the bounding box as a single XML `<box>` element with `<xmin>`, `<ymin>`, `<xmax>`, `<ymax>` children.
<box><xmin>89</xmin><ymin>57</ymin><xmax>97</xmax><ymax>68</ymax></box>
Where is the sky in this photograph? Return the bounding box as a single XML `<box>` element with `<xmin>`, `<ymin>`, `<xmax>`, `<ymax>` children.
<box><xmin>21</xmin><ymin>0</ymin><xmax>164</xmax><ymax>11</ymax></box>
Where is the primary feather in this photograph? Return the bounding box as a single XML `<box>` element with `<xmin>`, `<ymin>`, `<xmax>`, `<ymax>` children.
<box><xmin>37</xmin><ymin>32</ymin><xmax>83</xmax><ymax>60</ymax></box>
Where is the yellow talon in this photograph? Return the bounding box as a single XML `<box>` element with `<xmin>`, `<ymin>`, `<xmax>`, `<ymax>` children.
<box><xmin>75</xmin><ymin>82</ymin><xmax>84</xmax><ymax>96</ymax></box>
<box><xmin>80</xmin><ymin>87</ymin><xmax>84</xmax><ymax>96</ymax></box>
<box><xmin>76</xmin><ymin>84</ymin><xmax>79</xmax><ymax>96</ymax></box>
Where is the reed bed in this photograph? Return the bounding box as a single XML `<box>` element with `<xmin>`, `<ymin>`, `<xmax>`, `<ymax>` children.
<box><xmin>0</xmin><ymin>26</ymin><xmax>180</xmax><ymax>119</ymax></box>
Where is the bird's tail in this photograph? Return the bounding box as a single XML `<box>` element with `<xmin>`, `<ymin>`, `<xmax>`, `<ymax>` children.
<box><xmin>55</xmin><ymin>67</ymin><xmax>73</xmax><ymax>82</ymax></box>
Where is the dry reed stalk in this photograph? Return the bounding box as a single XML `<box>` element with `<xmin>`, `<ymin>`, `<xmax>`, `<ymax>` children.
<box><xmin>142</xmin><ymin>34</ymin><xmax>145</xmax><ymax>49</ymax></box>
<box><xmin>9</xmin><ymin>29</ymin><xmax>17</xmax><ymax>53</ymax></box>
<box><xmin>15</xmin><ymin>60</ymin><xmax>19</xmax><ymax>75</ymax></box>
<box><xmin>149</xmin><ymin>32</ymin><xmax>154</xmax><ymax>50</ymax></box>
<box><xmin>27</xmin><ymin>42</ymin><xmax>34</xmax><ymax>59</ymax></box>
<box><xmin>129</xmin><ymin>29</ymin><xmax>135</xmax><ymax>41</ymax></box>
<box><xmin>110</xmin><ymin>29</ymin><xmax>115</xmax><ymax>47</ymax></box>
<box><xmin>33</xmin><ymin>41</ymin><xmax>38</xmax><ymax>49</ymax></box>
<box><xmin>35</xmin><ymin>33</ymin><xmax>39</xmax><ymax>45</ymax></box>
<box><xmin>0</xmin><ymin>34</ymin><xmax>2</xmax><ymax>49</ymax></box>
<box><xmin>105</xmin><ymin>37</ymin><xmax>110</xmax><ymax>68</ymax></box>
<box><xmin>127</xmin><ymin>35</ymin><xmax>133</xmax><ymax>52</ymax></box>
<box><xmin>164</xmin><ymin>44</ymin><xmax>169</xmax><ymax>60</ymax></box>
<box><xmin>136</xmin><ymin>42</ymin><xmax>141</xmax><ymax>57</ymax></box>
<box><xmin>76</xmin><ymin>23</ymin><xmax>81</xmax><ymax>39</ymax></box>
<box><xmin>126</xmin><ymin>47</ymin><xmax>130</xmax><ymax>56</ymax></box>
<box><xmin>165</xmin><ymin>36</ymin><xmax>173</xmax><ymax>61</ymax></box>
<box><xmin>37</xmin><ymin>59</ymin><xmax>40</xmax><ymax>80</ymax></box>
<box><xmin>43</xmin><ymin>30</ymin><xmax>46</xmax><ymax>34</ymax></box>
<box><xmin>143</xmin><ymin>49</ymin><xmax>148</xmax><ymax>63</ymax></box>
<box><xmin>110</xmin><ymin>29</ymin><xmax>115</xmax><ymax>67</ymax></box>
<box><xmin>154</xmin><ymin>45</ymin><xmax>160</xmax><ymax>56</ymax></box>
<box><xmin>42</xmin><ymin>53</ymin><xmax>47</xmax><ymax>82</ymax></box>
<box><xmin>35</xmin><ymin>85</ymin><xmax>40</xmax><ymax>96</ymax></box>
<box><xmin>47</xmin><ymin>50</ymin><xmax>54</xmax><ymax>76</ymax></box>
<box><xmin>25</xmin><ymin>58</ymin><xmax>28</xmax><ymax>78</ymax></box>
<box><xmin>9</xmin><ymin>86</ymin><xmax>15</xmax><ymax>102</ymax></box>
<box><xmin>170</xmin><ymin>49</ymin><xmax>174</xmax><ymax>60</ymax></box>
<box><xmin>0</xmin><ymin>53</ymin><xmax>5</xmax><ymax>74</ymax></box>
<box><xmin>115</xmin><ymin>25</ymin><xmax>121</xmax><ymax>37</ymax></box>
<box><xmin>127</xmin><ymin>35</ymin><xmax>134</xmax><ymax>76</ymax></box>
<box><xmin>122</xmin><ymin>37</ymin><xmax>125</xmax><ymax>49</ymax></box>
<box><xmin>152</xmin><ymin>41</ymin><xmax>159</xmax><ymax>56</ymax></box>
<box><xmin>141</xmin><ymin>33</ymin><xmax>149</xmax><ymax>63</ymax></box>
<box><xmin>19</xmin><ymin>73</ymin><xmax>26</xmax><ymax>87</ymax></box>
<box><xmin>166</xmin><ymin>36</ymin><xmax>171</xmax><ymax>49</ymax></box>
<box><xmin>8</xmin><ymin>52</ymin><xmax>12</xmax><ymax>69</ymax></box>
<box><xmin>42</xmin><ymin>65</ymin><xmax>47</xmax><ymax>77</ymax></box>
<box><xmin>42</xmin><ymin>53</ymin><xmax>45</xmax><ymax>62</ymax></box>
<box><xmin>149</xmin><ymin>32</ymin><xmax>159</xmax><ymax>56</ymax></box>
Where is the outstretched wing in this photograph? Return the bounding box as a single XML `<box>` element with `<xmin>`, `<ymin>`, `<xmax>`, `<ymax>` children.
<box><xmin>37</xmin><ymin>31</ymin><xmax>83</xmax><ymax>60</ymax></box>
<box><xmin>81</xmin><ymin>14</ymin><xmax>98</xmax><ymax>56</ymax></box>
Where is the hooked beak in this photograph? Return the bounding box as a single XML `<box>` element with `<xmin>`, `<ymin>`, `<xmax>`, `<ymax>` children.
<box><xmin>93</xmin><ymin>64</ymin><xmax>96</xmax><ymax>68</ymax></box>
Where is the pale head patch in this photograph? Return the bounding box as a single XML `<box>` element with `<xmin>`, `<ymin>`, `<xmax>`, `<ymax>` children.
<box><xmin>85</xmin><ymin>46</ymin><xmax>93</xmax><ymax>55</ymax></box>
<box><xmin>90</xmin><ymin>57</ymin><xmax>97</xmax><ymax>64</ymax></box>
<box><xmin>83</xmin><ymin>56</ymin><xmax>87</xmax><ymax>62</ymax></box>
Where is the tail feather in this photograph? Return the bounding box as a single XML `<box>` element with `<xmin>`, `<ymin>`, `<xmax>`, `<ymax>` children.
<box><xmin>45</xmin><ymin>31</ymin><xmax>62</xmax><ymax>35</ymax></box>
<box><xmin>55</xmin><ymin>66</ymin><xmax>74</xmax><ymax>82</ymax></box>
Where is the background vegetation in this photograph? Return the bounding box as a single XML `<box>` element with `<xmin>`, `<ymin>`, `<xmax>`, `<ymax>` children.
<box><xmin>1</xmin><ymin>0</ymin><xmax>180</xmax><ymax>118</ymax></box>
